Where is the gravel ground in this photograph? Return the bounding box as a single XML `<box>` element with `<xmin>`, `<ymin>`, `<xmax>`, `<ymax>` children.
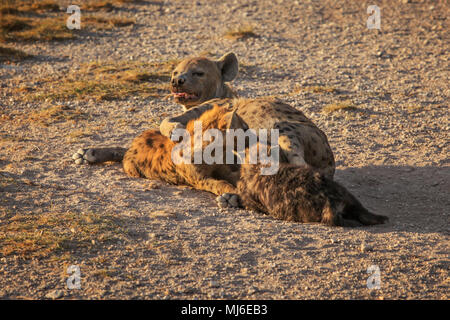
<box><xmin>0</xmin><ymin>0</ymin><xmax>448</xmax><ymax>299</ymax></box>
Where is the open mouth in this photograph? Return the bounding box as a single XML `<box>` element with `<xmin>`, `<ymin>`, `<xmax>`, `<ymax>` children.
<box><xmin>171</xmin><ymin>91</ymin><xmax>199</xmax><ymax>101</ymax></box>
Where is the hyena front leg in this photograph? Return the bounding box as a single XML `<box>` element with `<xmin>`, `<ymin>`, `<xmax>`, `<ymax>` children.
<box><xmin>72</xmin><ymin>147</ymin><xmax>127</xmax><ymax>165</ymax></box>
<box><xmin>188</xmin><ymin>174</ymin><xmax>240</xmax><ymax>208</ymax></box>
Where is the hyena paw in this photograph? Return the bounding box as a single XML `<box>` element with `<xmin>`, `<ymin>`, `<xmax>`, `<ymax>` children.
<box><xmin>71</xmin><ymin>148</ymin><xmax>99</xmax><ymax>165</ymax></box>
<box><xmin>216</xmin><ymin>193</ymin><xmax>240</xmax><ymax>208</ymax></box>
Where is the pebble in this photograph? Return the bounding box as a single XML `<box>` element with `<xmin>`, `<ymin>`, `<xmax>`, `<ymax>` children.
<box><xmin>360</xmin><ymin>243</ymin><xmax>374</xmax><ymax>252</ymax></box>
<box><xmin>247</xmin><ymin>287</ymin><xmax>258</xmax><ymax>295</ymax></box>
<box><xmin>45</xmin><ymin>290</ymin><xmax>63</xmax><ymax>300</ymax></box>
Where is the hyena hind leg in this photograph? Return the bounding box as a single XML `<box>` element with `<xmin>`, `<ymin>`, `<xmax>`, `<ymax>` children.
<box><xmin>72</xmin><ymin>147</ymin><xmax>127</xmax><ymax>165</ymax></box>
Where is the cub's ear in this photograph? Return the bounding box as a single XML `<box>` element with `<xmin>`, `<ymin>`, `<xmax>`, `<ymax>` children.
<box><xmin>216</xmin><ymin>52</ymin><xmax>238</xmax><ymax>82</ymax></box>
<box><xmin>223</xmin><ymin>110</ymin><xmax>248</xmax><ymax>130</ymax></box>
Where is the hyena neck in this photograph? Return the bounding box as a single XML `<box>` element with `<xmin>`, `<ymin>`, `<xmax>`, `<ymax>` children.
<box><xmin>214</xmin><ymin>82</ymin><xmax>237</xmax><ymax>100</ymax></box>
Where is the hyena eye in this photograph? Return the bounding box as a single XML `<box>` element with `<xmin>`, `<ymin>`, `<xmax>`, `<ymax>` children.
<box><xmin>173</xmin><ymin>71</ymin><xmax>178</xmax><ymax>76</ymax></box>
<box><xmin>193</xmin><ymin>72</ymin><xmax>204</xmax><ymax>77</ymax></box>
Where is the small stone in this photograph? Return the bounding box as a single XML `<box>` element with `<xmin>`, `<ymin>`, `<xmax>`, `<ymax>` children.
<box><xmin>210</xmin><ymin>280</ymin><xmax>219</xmax><ymax>288</ymax></box>
<box><xmin>74</xmin><ymin>158</ymin><xmax>83</xmax><ymax>165</ymax></box>
<box><xmin>248</xmin><ymin>287</ymin><xmax>258</xmax><ymax>295</ymax></box>
<box><xmin>72</xmin><ymin>152</ymin><xmax>82</xmax><ymax>160</ymax></box>
<box><xmin>45</xmin><ymin>290</ymin><xmax>63</xmax><ymax>299</ymax></box>
<box><xmin>360</xmin><ymin>243</ymin><xmax>374</xmax><ymax>252</ymax></box>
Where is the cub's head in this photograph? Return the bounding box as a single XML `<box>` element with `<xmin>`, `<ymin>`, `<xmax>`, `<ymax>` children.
<box><xmin>186</xmin><ymin>103</ymin><xmax>248</xmax><ymax>134</ymax></box>
<box><xmin>170</xmin><ymin>52</ymin><xmax>238</xmax><ymax>109</ymax></box>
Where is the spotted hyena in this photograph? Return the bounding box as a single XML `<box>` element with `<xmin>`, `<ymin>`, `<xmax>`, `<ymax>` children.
<box><xmin>122</xmin><ymin>103</ymin><xmax>387</xmax><ymax>226</ymax></box>
<box><xmin>73</xmin><ymin>52</ymin><xmax>335</xmax><ymax>179</ymax></box>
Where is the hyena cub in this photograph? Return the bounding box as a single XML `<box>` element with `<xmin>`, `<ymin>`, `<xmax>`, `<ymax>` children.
<box><xmin>121</xmin><ymin>103</ymin><xmax>240</xmax><ymax>205</ymax></box>
<box><xmin>237</xmin><ymin>164</ymin><xmax>388</xmax><ymax>226</ymax></box>
<box><xmin>202</xmin><ymin>106</ymin><xmax>389</xmax><ymax>227</ymax></box>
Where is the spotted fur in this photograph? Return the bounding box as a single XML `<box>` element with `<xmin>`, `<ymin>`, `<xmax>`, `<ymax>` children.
<box><xmin>122</xmin><ymin>103</ymin><xmax>238</xmax><ymax>197</ymax></box>
<box><xmin>161</xmin><ymin>53</ymin><xmax>335</xmax><ymax>178</ymax></box>
<box><xmin>198</xmin><ymin>106</ymin><xmax>389</xmax><ymax>226</ymax></box>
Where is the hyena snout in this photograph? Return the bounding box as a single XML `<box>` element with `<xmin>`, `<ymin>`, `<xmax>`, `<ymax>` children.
<box><xmin>171</xmin><ymin>75</ymin><xmax>186</xmax><ymax>87</ymax></box>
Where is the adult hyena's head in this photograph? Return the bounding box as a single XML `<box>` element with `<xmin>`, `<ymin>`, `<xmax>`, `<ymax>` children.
<box><xmin>170</xmin><ymin>52</ymin><xmax>238</xmax><ymax>109</ymax></box>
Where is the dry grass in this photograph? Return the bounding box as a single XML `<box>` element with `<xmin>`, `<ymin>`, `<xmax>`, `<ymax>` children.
<box><xmin>83</xmin><ymin>15</ymin><xmax>136</xmax><ymax>29</ymax></box>
<box><xmin>0</xmin><ymin>46</ymin><xmax>32</xmax><ymax>62</ymax></box>
<box><xmin>82</xmin><ymin>0</ymin><xmax>145</xmax><ymax>11</ymax></box>
<box><xmin>65</xmin><ymin>127</ymin><xmax>96</xmax><ymax>143</ymax></box>
<box><xmin>407</xmin><ymin>105</ymin><xmax>425</xmax><ymax>114</ymax></box>
<box><xmin>1</xmin><ymin>16</ymin><xmax>75</xmax><ymax>42</ymax></box>
<box><xmin>0</xmin><ymin>0</ymin><xmax>59</xmax><ymax>15</ymax></box>
<box><xmin>0</xmin><ymin>210</ymin><xmax>129</xmax><ymax>259</ymax></box>
<box><xmin>27</xmin><ymin>105</ymin><xmax>88</xmax><ymax>126</ymax></box>
<box><xmin>322</xmin><ymin>100</ymin><xmax>357</xmax><ymax>114</ymax></box>
<box><xmin>0</xmin><ymin>12</ymin><xmax>74</xmax><ymax>42</ymax></box>
<box><xmin>224</xmin><ymin>25</ymin><xmax>257</xmax><ymax>40</ymax></box>
<box><xmin>0</xmin><ymin>0</ymin><xmax>136</xmax><ymax>42</ymax></box>
<box><xmin>27</xmin><ymin>59</ymin><xmax>179</xmax><ymax>102</ymax></box>
<box><xmin>292</xmin><ymin>85</ymin><xmax>338</xmax><ymax>95</ymax></box>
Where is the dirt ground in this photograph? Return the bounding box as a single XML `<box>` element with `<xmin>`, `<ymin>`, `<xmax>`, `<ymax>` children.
<box><xmin>0</xmin><ymin>0</ymin><xmax>448</xmax><ymax>300</ymax></box>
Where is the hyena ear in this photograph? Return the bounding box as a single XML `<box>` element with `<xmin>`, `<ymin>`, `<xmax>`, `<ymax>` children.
<box><xmin>216</xmin><ymin>52</ymin><xmax>239</xmax><ymax>82</ymax></box>
<box><xmin>223</xmin><ymin>110</ymin><xmax>248</xmax><ymax>130</ymax></box>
